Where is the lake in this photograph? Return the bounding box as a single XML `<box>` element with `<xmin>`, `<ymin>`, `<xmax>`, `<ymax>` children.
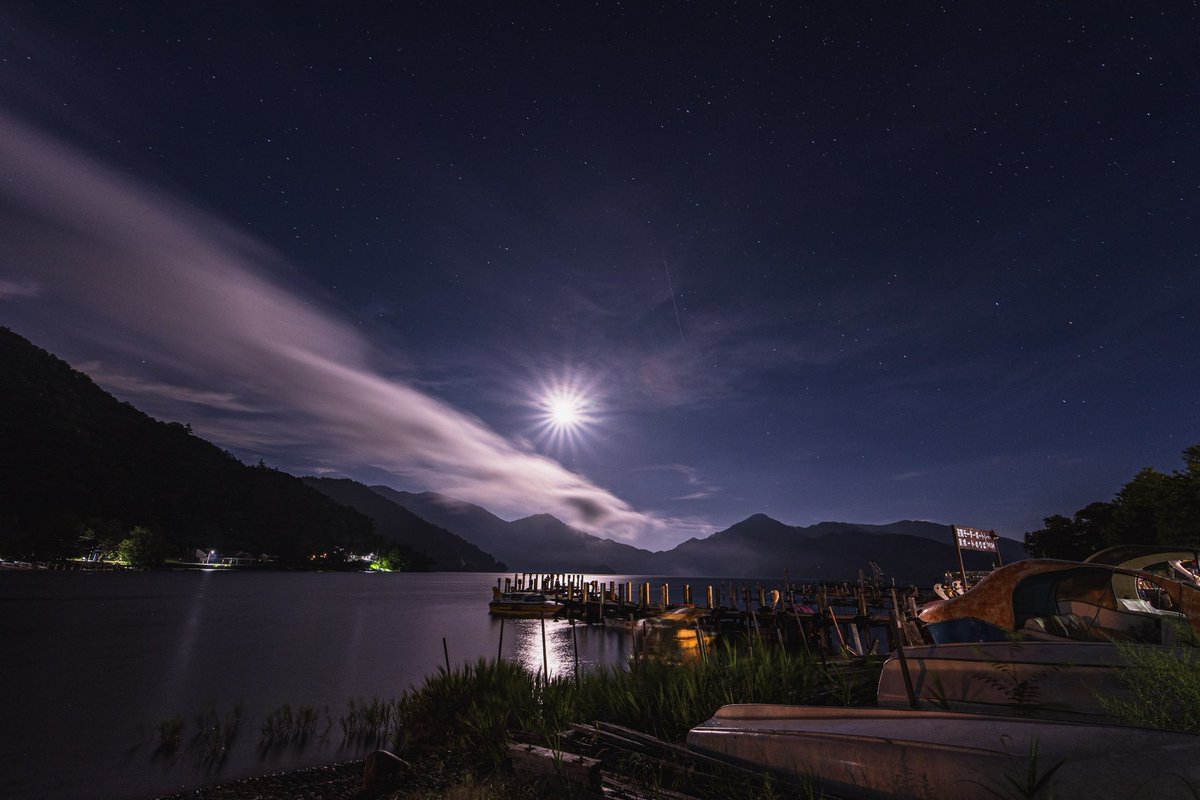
<box><xmin>0</xmin><ymin>570</ymin><xmax>649</xmax><ymax>800</ymax></box>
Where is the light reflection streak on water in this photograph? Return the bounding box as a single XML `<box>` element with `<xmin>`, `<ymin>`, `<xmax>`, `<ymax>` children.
<box><xmin>156</xmin><ymin>570</ymin><xmax>211</xmax><ymax>706</ymax></box>
<box><xmin>500</xmin><ymin>617</ymin><xmax>635</xmax><ymax>680</ymax></box>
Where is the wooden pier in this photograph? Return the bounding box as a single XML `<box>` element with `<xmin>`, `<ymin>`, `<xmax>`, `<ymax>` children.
<box><xmin>494</xmin><ymin>571</ymin><xmax>927</xmax><ymax>656</ymax></box>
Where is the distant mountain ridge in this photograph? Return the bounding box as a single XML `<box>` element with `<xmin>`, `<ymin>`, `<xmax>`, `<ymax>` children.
<box><xmin>369</xmin><ymin>488</ymin><xmax>1026</xmax><ymax>585</ymax></box>
<box><xmin>0</xmin><ymin>324</ymin><xmax>1028</xmax><ymax>583</ymax></box>
<box><xmin>302</xmin><ymin>478</ymin><xmax>506</xmax><ymax>571</ymax></box>
<box><xmin>369</xmin><ymin>487</ymin><xmax>649</xmax><ymax>573</ymax></box>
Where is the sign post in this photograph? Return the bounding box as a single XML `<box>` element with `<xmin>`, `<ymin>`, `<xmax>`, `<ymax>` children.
<box><xmin>951</xmin><ymin>525</ymin><xmax>1002</xmax><ymax>590</ymax></box>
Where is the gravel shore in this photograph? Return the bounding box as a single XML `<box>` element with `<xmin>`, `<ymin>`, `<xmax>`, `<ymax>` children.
<box><xmin>154</xmin><ymin>761</ymin><xmax>364</xmax><ymax>800</ymax></box>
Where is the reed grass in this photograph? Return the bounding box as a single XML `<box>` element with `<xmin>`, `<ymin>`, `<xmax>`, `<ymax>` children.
<box><xmin>157</xmin><ymin>715</ymin><xmax>184</xmax><ymax>754</ymax></box>
<box><xmin>376</xmin><ymin>642</ymin><xmax>880</xmax><ymax>778</ymax></box>
<box><xmin>340</xmin><ymin>697</ymin><xmax>405</xmax><ymax>743</ymax></box>
<box><xmin>193</xmin><ymin>703</ymin><xmax>243</xmax><ymax>764</ymax></box>
<box><xmin>259</xmin><ymin>703</ymin><xmax>325</xmax><ymax>747</ymax></box>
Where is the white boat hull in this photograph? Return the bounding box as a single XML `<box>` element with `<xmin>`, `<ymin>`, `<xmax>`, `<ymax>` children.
<box><xmin>876</xmin><ymin>640</ymin><xmax>1135</xmax><ymax>721</ymax></box>
<box><xmin>687</xmin><ymin>704</ymin><xmax>1200</xmax><ymax>800</ymax></box>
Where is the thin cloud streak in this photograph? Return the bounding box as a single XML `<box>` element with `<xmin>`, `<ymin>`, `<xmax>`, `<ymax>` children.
<box><xmin>0</xmin><ymin>111</ymin><xmax>680</xmax><ymax>544</ymax></box>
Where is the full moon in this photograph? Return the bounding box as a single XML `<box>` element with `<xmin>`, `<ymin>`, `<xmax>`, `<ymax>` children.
<box><xmin>547</xmin><ymin>391</ymin><xmax>585</xmax><ymax>430</ymax></box>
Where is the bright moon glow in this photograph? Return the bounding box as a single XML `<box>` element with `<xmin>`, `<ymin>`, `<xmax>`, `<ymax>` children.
<box><xmin>548</xmin><ymin>393</ymin><xmax>584</xmax><ymax>430</ymax></box>
<box><xmin>529</xmin><ymin>376</ymin><xmax>600</xmax><ymax>452</ymax></box>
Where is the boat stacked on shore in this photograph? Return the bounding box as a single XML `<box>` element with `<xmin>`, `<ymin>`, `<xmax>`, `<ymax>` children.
<box><xmin>687</xmin><ymin>545</ymin><xmax>1200</xmax><ymax>798</ymax></box>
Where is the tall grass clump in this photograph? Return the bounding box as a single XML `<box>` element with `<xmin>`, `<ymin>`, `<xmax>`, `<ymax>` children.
<box><xmin>389</xmin><ymin>659</ymin><xmax>543</xmax><ymax>767</ymax></box>
<box><xmin>548</xmin><ymin>641</ymin><xmax>875</xmax><ymax>741</ymax></box>
<box><xmin>384</xmin><ymin>643</ymin><xmax>882</xmax><ymax>778</ymax></box>
<box><xmin>1100</xmin><ymin>627</ymin><xmax>1200</xmax><ymax>732</ymax></box>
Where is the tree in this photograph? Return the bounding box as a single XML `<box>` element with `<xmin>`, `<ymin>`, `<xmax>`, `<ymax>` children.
<box><xmin>117</xmin><ymin>526</ymin><xmax>168</xmax><ymax>568</ymax></box>
<box><xmin>1025</xmin><ymin>445</ymin><xmax>1200</xmax><ymax>557</ymax></box>
<box><xmin>1023</xmin><ymin>502</ymin><xmax>1114</xmax><ymax>560</ymax></box>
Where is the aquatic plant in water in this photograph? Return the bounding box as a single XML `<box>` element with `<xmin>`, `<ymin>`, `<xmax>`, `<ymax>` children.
<box><xmin>259</xmin><ymin>703</ymin><xmax>326</xmax><ymax>747</ymax></box>
<box><xmin>193</xmin><ymin>703</ymin><xmax>243</xmax><ymax>764</ymax></box>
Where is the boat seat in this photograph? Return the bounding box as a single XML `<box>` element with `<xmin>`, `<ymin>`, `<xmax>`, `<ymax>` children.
<box><xmin>1057</xmin><ymin>600</ymin><xmax>1177</xmax><ymax>644</ymax></box>
<box><xmin>1021</xmin><ymin>613</ymin><xmax>1097</xmax><ymax>642</ymax></box>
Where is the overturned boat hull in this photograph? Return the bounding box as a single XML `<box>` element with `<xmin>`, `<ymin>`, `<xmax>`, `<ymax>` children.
<box><xmin>876</xmin><ymin>640</ymin><xmax>1136</xmax><ymax>722</ymax></box>
<box><xmin>687</xmin><ymin>704</ymin><xmax>1200</xmax><ymax>800</ymax></box>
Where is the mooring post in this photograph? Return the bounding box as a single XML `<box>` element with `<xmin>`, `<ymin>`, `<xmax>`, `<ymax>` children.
<box><xmin>540</xmin><ymin>613</ymin><xmax>549</xmax><ymax>682</ymax></box>
<box><xmin>706</xmin><ymin>584</ymin><xmax>714</xmax><ymax>609</ymax></box>
<box><xmin>571</xmin><ymin>617</ymin><xmax>580</xmax><ymax>686</ymax></box>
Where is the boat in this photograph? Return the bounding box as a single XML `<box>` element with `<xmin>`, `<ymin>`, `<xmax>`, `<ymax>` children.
<box><xmin>600</xmin><ymin>613</ymin><xmax>647</xmax><ymax>632</ymax></box>
<box><xmin>686</xmin><ymin>548</ymin><xmax>1200</xmax><ymax>797</ymax></box>
<box><xmin>639</xmin><ymin>606</ymin><xmax>715</xmax><ymax>663</ymax></box>
<box><xmin>875</xmin><ymin>639</ymin><xmax>1134</xmax><ymax>721</ymax></box>
<box><xmin>917</xmin><ymin>550</ymin><xmax>1200</xmax><ymax>646</ymax></box>
<box><xmin>487</xmin><ymin>590</ymin><xmax>562</xmax><ymax>618</ymax></box>
<box><xmin>687</xmin><ymin>704</ymin><xmax>1200</xmax><ymax>799</ymax></box>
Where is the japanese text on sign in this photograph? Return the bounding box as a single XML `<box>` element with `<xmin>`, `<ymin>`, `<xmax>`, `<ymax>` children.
<box><xmin>955</xmin><ymin>526</ymin><xmax>997</xmax><ymax>553</ymax></box>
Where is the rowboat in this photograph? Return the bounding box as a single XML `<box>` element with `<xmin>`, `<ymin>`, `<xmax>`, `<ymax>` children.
<box><xmin>687</xmin><ymin>704</ymin><xmax>1200</xmax><ymax>799</ymax></box>
<box><xmin>875</xmin><ymin>639</ymin><xmax>1134</xmax><ymax>721</ymax></box>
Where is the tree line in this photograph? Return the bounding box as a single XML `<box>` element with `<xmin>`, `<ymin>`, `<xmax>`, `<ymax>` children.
<box><xmin>1024</xmin><ymin>444</ymin><xmax>1200</xmax><ymax>559</ymax></box>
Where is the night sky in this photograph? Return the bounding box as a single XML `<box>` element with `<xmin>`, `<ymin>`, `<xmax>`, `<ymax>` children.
<box><xmin>1</xmin><ymin>3</ymin><xmax>1196</xmax><ymax>549</ymax></box>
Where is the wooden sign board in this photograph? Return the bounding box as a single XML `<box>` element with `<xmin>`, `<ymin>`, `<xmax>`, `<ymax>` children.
<box><xmin>955</xmin><ymin>526</ymin><xmax>998</xmax><ymax>553</ymax></box>
<box><xmin>951</xmin><ymin>525</ymin><xmax>1003</xmax><ymax>590</ymax></box>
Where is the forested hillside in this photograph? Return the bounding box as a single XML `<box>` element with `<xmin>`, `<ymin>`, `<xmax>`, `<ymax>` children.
<box><xmin>0</xmin><ymin>327</ymin><xmax>389</xmax><ymax>567</ymax></box>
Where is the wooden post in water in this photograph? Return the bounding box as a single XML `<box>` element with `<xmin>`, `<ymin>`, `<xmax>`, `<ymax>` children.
<box><xmin>706</xmin><ymin>585</ymin><xmax>714</xmax><ymax>609</ymax></box>
<box><xmin>571</xmin><ymin>617</ymin><xmax>580</xmax><ymax>686</ymax></box>
<box><xmin>660</xmin><ymin>583</ymin><xmax>668</xmax><ymax>609</ymax></box>
<box><xmin>497</xmin><ymin>617</ymin><xmax>505</xmax><ymax>661</ymax></box>
<box><xmin>640</xmin><ymin>582</ymin><xmax>650</xmax><ymax>608</ymax></box>
<box><xmin>683</xmin><ymin>584</ymin><xmax>692</xmax><ymax>604</ymax></box>
<box><xmin>443</xmin><ymin>637</ymin><xmax>450</xmax><ymax>671</ymax></box>
<box><xmin>540</xmin><ymin>613</ymin><xmax>549</xmax><ymax>682</ymax></box>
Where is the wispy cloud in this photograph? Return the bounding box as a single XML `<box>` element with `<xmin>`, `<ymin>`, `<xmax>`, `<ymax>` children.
<box><xmin>637</xmin><ymin>463</ymin><xmax>723</xmax><ymax>501</ymax></box>
<box><xmin>0</xmin><ymin>111</ymin><xmax>685</xmax><ymax>544</ymax></box>
<box><xmin>77</xmin><ymin>362</ymin><xmax>260</xmax><ymax>413</ymax></box>
<box><xmin>0</xmin><ymin>279</ymin><xmax>39</xmax><ymax>299</ymax></box>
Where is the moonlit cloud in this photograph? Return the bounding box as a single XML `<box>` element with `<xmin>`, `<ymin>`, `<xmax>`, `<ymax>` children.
<box><xmin>0</xmin><ymin>279</ymin><xmax>39</xmax><ymax>299</ymax></box>
<box><xmin>638</xmin><ymin>464</ymin><xmax>722</xmax><ymax>501</ymax></box>
<box><xmin>76</xmin><ymin>363</ymin><xmax>260</xmax><ymax>413</ymax></box>
<box><xmin>0</xmin><ymin>111</ymin><xmax>683</xmax><ymax>544</ymax></box>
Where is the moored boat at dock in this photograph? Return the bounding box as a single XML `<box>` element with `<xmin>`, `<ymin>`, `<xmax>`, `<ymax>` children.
<box><xmin>487</xmin><ymin>590</ymin><xmax>563</xmax><ymax>618</ymax></box>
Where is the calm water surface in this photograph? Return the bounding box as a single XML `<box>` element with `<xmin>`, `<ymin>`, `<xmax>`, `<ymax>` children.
<box><xmin>0</xmin><ymin>571</ymin><xmax>641</xmax><ymax>800</ymax></box>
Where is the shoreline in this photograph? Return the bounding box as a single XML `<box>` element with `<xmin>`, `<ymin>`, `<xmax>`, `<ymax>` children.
<box><xmin>153</xmin><ymin>760</ymin><xmax>364</xmax><ymax>800</ymax></box>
